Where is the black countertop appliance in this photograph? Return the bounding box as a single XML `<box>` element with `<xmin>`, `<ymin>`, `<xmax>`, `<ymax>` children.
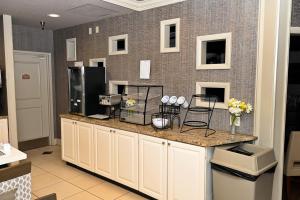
<box><xmin>68</xmin><ymin>66</ymin><xmax>105</xmax><ymax>116</ymax></box>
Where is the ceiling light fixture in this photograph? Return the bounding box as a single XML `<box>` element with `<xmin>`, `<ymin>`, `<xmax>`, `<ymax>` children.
<box><xmin>48</xmin><ymin>13</ymin><xmax>60</xmax><ymax>18</ymax></box>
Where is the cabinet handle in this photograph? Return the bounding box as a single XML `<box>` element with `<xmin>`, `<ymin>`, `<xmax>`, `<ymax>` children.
<box><xmin>162</xmin><ymin>142</ymin><xmax>165</xmax><ymax>145</ymax></box>
<box><xmin>110</xmin><ymin>130</ymin><xmax>112</xmax><ymax>133</ymax></box>
<box><xmin>168</xmin><ymin>143</ymin><xmax>171</xmax><ymax>146</ymax></box>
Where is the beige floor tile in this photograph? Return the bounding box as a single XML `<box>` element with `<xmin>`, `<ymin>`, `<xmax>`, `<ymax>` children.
<box><xmin>30</xmin><ymin>155</ymin><xmax>64</xmax><ymax>166</ymax></box>
<box><xmin>64</xmin><ymin>191</ymin><xmax>101</xmax><ymax>200</ymax></box>
<box><xmin>34</xmin><ymin>181</ymin><xmax>82</xmax><ymax>200</ymax></box>
<box><xmin>35</xmin><ymin>160</ymin><xmax>67</xmax><ymax>172</ymax></box>
<box><xmin>31</xmin><ymin>173</ymin><xmax>63</xmax><ymax>192</ymax></box>
<box><xmin>67</xmin><ymin>173</ymin><xmax>105</xmax><ymax>190</ymax></box>
<box><xmin>31</xmin><ymin>193</ymin><xmax>38</xmax><ymax>200</ymax></box>
<box><xmin>88</xmin><ymin>182</ymin><xmax>128</xmax><ymax>200</ymax></box>
<box><xmin>116</xmin><ymin>192</ymin><xmax>148</xmax><ymax>200</ymax></box>
<box><xmin>31</xmin><ymin>166</ymin><xmax>47</xmax><ymax>177</ymax></box>
<box><xmin>48</xmin><ymin>165</ymin><xmax>83</xmax><ymax>180</ymax></box>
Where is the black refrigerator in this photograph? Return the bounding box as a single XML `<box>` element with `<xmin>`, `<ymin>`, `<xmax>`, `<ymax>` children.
<box><xmin>68</xmin><ymin>66</ymin><xmax>105</xmax><ymax>116</ymax></box>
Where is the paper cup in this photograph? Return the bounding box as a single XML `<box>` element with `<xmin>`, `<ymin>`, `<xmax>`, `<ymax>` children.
<box><xmin>161</xmin><ymin>95</ymin><xmax>170</xmax><ymax>104</ymax></box>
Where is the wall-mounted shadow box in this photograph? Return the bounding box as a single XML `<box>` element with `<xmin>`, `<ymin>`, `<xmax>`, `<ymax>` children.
<box><xmin>160</xmin><ymin>18</ymin><xmax>180</xmax><ymax>53</ymax></box>
<box><xmin>196</xmin><ymin>33</ymin><xmax>232</xmax><ymax>70</ymax></box>
<box><xmin>109</xmin><ymin>34</ymin><xmax>128</xmax><ymax>55</ymax></box>
<box><xmin>196</xmin><ymin>82</ymin><xmax>230</xmax><ymax>109</ymax></box>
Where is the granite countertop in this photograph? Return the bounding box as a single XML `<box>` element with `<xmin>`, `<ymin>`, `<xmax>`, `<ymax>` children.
<box><xmin>60</xmin><ymin>114</ymin><xmax>257</xmax><ymax>147</ymax></box>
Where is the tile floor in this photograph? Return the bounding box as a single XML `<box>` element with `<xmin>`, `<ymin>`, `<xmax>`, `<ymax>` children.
<box><xmin>26</xmin><ymin>145</ymin><xmax>148</xmax><ymax>200</ymax></box>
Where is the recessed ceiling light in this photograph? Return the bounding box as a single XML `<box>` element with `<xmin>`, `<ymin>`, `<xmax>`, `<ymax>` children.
<box><xmin>48</xmin><ymin>13</ymin><xmax>60</xmax><ymax>18</ymax></box>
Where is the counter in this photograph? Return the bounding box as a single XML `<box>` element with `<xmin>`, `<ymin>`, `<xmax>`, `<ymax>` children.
<box><xmin>0</xmin><ymin>160</ymin><xmax>31</xmax><ymax>199</ymax></box>
<box><xmin>60</xmin><ymin>114</ymin><xmax>257</xmax><ymax>147</ymax></box>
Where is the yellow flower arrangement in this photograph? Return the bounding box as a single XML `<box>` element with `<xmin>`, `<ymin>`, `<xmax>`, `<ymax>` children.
<box><xmin>228</xmin><ymin>98</ymin><xmax>253</xmax><ymax>128</ymax></box>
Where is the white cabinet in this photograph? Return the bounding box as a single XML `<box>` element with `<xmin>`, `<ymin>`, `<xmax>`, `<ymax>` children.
<box><xmin>61</xmin><ymin>118</ymin><xmax>94</xmax><ymax>171</ymax></box>
<box><xmin>61</xmin><ymin>118</ymin><xmax>212</xmax><ymax>200</ymax></box>
<box><xmin>139</xmin><ymin>134</ymin><xmax>167</xmax><ymax>200</ymax></box>
<box><xmin>167</xmin><ymin>141</ymin><xmax>212</xmax><ymax>200</ymax></box>
<box><xmin>114</xmin><ymin>129</ymin><xmax>138</xmax><ymax>190</ymax></box>
<box><xmin>94</xmin><ymin>125</ymin><xmax>114</xmax><ymax>179</ymax></box>
<box><xmin>0</xmin><ymin>118</ymin><xmax>8</xmax><ymax>143</ymax></box>
<box><xmin>61</xmin><ymin>118</ymin><xmax>77</xmax><ymax>163</ymax></box>
<box><xmin>76</xmin><ymin>121</ymin><xmax>94</xmax><ymax>171</ymax></box>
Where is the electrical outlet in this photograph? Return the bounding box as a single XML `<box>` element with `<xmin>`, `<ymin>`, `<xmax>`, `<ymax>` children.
<box><xmin>88</xmin><ymin>27</ymin><xmax>92</xmax><ymax>35</ymax></box>
<box><xmin>95</xmin><ymin>26</ymin><xmax>99</xmax><ymax>33</ymax></box>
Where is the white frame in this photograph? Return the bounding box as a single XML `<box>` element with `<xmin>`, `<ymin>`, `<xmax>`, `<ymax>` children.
<box><xmin>13</xmin><ymin>50</ymin><xmax>55</xmax><ymax>146</ymax></box>
<box><xmin>195</xmin><ymin>82</ymin><xmax>230</xmax><ymax>109</ymax></box>
<box><xmin>66</xmin><ymin>38</ymin><xmax>77</xmax><ymax>61</ymax></box>
<box><xmin>89</xmin><ymin>58</ymin><xmax>107</xmax><ymax>83</ymax></box>
<box><xmin>196</xmin><ymin>33</ymin><xmax>232</xmax><ymax>70</ymax></box>
<box><xmin>89</xmin><ymin>57</ymin><xmax>106</xmax><ymax>67</ymax></box>
<box><xmin>290</xmin><ymin>27</ymin><xmax>300</xmax><ymax>34</ymax></box>
<box><xmin>109</xmin><ymin>80</ymin><xmax>128</xmax><ymax>94</ymax></box>
<box><xmin>160</xmin><ymin>18</ymin><xmax>180</xmax><ymax>53</ymax></box>
<box><xmin>109</xmin><ymin>34</ymin><xmax>128</xmax><ymax>55</ymax></box>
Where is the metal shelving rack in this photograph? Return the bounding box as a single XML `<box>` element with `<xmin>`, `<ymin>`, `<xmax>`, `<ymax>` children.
<box><xmin>180</xmin><ymin>94</ymin><xmax>217</xmax><ymax>137</ymax></box>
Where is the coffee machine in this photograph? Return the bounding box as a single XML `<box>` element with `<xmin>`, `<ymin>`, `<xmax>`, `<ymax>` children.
<box><xmin>68</xmin><ymin>66</ymin><xmax>105</xmax><ymax>116</ymax></box>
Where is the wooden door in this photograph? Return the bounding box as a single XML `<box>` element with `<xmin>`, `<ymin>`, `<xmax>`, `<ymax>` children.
<box><xmin>76</xmin><ymin>121</ymin><xmax>94</xmax><ymax>171</ymax></box>
<box><xmin>61</xmin><ymin>118</ymin><xmax>76</xmax><ymax>164</ymax></box>
<box><xmin>94</xmin><ymin>125</ymin><xmax>114</xmax><ymax>179</ymax></box>
<box><xmin>114</xmin><ymin>129</ymin><xmax>138</xmax><ymax>189</ymax></box>
<box><xmin>139</xmin><ymin>134</ymin><xmax>167</xmax><ymax>200</ymax></box>
<box><xmin>168</xmin><ymin>141</ymin><xmax>206</xmax><ymax>200</ymax></box>
<box><xmin>14</xmin><ymin>53</ymin><xmax>50</xmax><ymax>142</ymax></box>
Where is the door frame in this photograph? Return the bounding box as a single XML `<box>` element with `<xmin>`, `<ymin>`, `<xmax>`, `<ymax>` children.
<box><xmin>13</xmin><ymin>50</ymin><xmax>55</xmax><ymax>146</ymax></box>
<box><xmin>254</xmin><ymin>0</ymin><xmax>292</xmax><ymax>199</ymax></box>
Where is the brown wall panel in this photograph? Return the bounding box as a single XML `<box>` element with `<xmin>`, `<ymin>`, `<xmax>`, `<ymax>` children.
<box><xmin>54</xmin><ymin>0</ymin><xmax>259</xmax><ymax>137</ymax></box>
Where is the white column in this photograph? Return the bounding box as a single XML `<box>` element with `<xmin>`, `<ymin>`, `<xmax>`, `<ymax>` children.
<box><xmin>2</xmin><ymin>14</ymin><xmax>18</xmax><ymax>148</ymax></box>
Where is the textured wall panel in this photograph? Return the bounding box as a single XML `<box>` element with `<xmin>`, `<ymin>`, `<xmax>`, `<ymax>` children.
<box><xmin>54</xmin><ymin>0</ymin><xmax>259</xmax><ymax>137</ymax></box>
<box><xmin>12</xmin><ymin>25</ymin><xmax>53</xmax><ymax>52</ymax></box>
<box><xmin>292</xmin><ymin>0</ymin><xmax>300</xmax><ymax>26</ymax></box>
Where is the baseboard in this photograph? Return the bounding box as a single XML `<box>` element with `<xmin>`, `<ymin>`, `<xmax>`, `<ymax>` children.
<box><xmin>54</xmin><ymin>139</ymin><xmax>61</xmax><ymax>146</ymax></box>
<box><xmin>18</xmin><ymin>137</ymin><xmax>49</xmax><ymax>151</ymax></box>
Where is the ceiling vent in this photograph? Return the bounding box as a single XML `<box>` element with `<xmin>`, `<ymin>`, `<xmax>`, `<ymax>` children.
<box><xmin>66</xmin><ymin>4</ymin><xmax>115</xmax><ymax>18</ymax></box>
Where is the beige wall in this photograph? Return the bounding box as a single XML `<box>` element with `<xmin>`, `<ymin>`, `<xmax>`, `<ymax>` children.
<box><xmin>54</xmin><ymin>0</ymin><xmax>259</xmax><ymax>138</ymax></box>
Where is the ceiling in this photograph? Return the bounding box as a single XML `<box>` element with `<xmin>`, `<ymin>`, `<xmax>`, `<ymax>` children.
<box><xmin>103</xmin><ymin>0</ymin><xmax>186</xmax><ymax>11</ymax></box>
<box><xmin>0</xmin><ymin>0</ymin><xmax>133</xmax><ymax>30</ymax></box>
<box><xmin>0</xmin><ymin>0</ymin><xmax>185</xmax><ymax>30</ymax></box>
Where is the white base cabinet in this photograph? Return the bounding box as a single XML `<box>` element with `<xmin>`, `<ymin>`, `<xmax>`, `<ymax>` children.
<box><xmin>94</xmin><ymin>125</ymin><xmax>114</xmax><ymax>179</ymax></box>
<box><xmin>61</xmin><ymin>118</ymin><xmax>213</xmax><ymax>200</ymax></box>
<box><xmin>168</xmin><ymin>141</ymin><xmax>212</xmax><ymax>200</ymax></box>
<box><xmin>114</xmin><ymin>129</ymin><xmax>138</xmax><ymax>189</ymax></box>
<box><xmin>139</xmin><ymin>134</ymin><xmax>168</xmax><ymax>200</ymax></box>
<box><xmin>61</xmin><ymin>118</ymin><xmax>94</xmax><ymax>171</ymax></box>
<box><xmin>76</xmin><ymin>121</ymin><xmax>94</xmax><ymax>171</ymax></box>
<box><xmin>61</xmin><ymin>118</ymin><xmax>77</xmax><ymax>163</ymax></box>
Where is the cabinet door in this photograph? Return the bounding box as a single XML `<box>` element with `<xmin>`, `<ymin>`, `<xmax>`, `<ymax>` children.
<box><xmin>139</xmin><ymin>135</ymin><xmax>167</xmax><ymax>200</ymax></box>
<box><xmin>114</xmin><ymin>129</ymin><xmax>138</xmax><ymax>189</ymax></box>
<box><xmin>168</xmin><ymin>141</ymin><xmax>206</xmax><ymax>200</ymax></box>
<box><xmin>0</xmin><ymin>119</ymin><xmax>8</xmax><ymax>143</ymax></box>
<box><xmin>61</xmin><ymin>118</ymin><xmax>76</xmax><ymax>164</ymax></box>
<box><xmin>94</xmin><ymin>125</ymin><xmax>114</xmax><ymax>179</ymax></box>
<box><xmin>76</xmin><ymin>121</ymin><xmax>94</xmax><ymax>171</ymax></box>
